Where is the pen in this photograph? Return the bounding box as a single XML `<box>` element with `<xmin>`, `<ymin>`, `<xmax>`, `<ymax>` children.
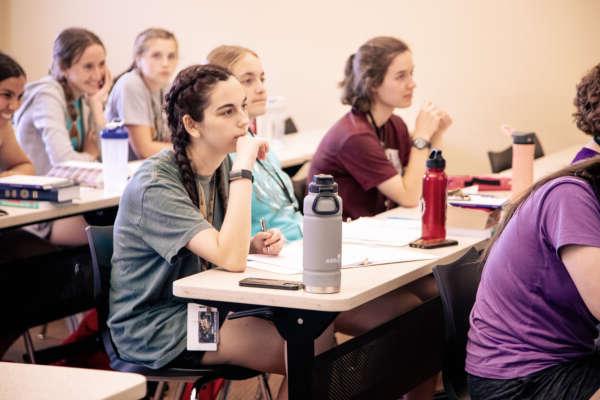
<box><xmin>260</xmin><ymin>217</ymin><xmax>270</xmax><ymax>253</ymax></box>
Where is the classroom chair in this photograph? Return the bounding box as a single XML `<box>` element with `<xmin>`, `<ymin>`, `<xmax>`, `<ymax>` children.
<box><xmin>291</xmin><ymin>161</ymin><xmax>311</xmax><ymax>213</ymax></box>
<box><xmin>85</xmin><ymin>225</ymin><xmax>272</xmax><ymax>400</ymax></box>
<box><xmin>487</xmin><ymin>133</ymin><xmax>545</xmax><ymax>173</ymax></box>
<box><xmin>432</xmin><ymin>247</ymin><xmax>483</xmax><ymax>400</ymax></box>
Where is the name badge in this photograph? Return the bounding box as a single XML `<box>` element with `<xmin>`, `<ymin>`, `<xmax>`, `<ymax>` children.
<box><xmin>187</xmin><ymin>304</ymin><xmax>219</xmax><ymax>351</ymax></box>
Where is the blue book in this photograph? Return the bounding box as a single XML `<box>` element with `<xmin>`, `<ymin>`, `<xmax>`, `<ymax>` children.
<box><xmin>0</xmin><ymin>175</ymin><xmax>80</xmax><ymax>202</ymax></box>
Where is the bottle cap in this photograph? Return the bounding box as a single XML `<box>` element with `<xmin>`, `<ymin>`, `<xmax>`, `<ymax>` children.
<box><xmin>308</xmin><ymin>174</ymin><xmax>338</xmax><ymax>194</ymax></box>
<box><xmin>511</xmin><ymin>132</ymin><xmax>536</xmax><ymax>145</ymax></box>
<box><xmin>100</xmin><ymin>119</ymin><xmax>128</xmax><ymax>139</ymax></box>
<box><xmin>426</xmin><ymin>149</ymin><xmax>446</xmax><ymax>169</ymax></box>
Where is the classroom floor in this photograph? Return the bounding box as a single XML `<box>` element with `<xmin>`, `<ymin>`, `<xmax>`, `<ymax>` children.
<box><xmin>2</xmin><ymin>319</ymin><xmax>284</xmax><ymax>400</ymax></box>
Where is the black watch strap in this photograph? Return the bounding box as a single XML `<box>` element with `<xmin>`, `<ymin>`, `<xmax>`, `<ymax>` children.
<box><xmin>229</xmin><ymin>169</ymin><xmax>254</xmax><ymax>183</ymax></box>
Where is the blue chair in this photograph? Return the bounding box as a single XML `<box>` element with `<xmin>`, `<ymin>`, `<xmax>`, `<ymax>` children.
<box><xmin>85</xmin><ymin>225</ymin><xmax>272</xmax><ymax>400</ymax></box>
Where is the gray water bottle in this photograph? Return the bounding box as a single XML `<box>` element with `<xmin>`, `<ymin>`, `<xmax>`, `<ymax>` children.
<box><xmin>303</xmin><ymin>174</ymin><xmax>343</xmax><ymax>294</ymax></box>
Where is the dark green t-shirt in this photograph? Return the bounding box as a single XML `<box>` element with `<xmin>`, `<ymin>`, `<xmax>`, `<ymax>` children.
<box><xmin>108</xmin><ymin>149</ymin><xmax>227</xmax><ymax>369</ymax></box>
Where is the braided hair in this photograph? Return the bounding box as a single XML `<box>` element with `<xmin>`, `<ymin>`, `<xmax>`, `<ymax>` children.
<box><xmin>164</xmin><ymin>64</ymin><xmax>232</xmax><ymax>208</ymax></box>
<box><xmin>50</xmin><ymin>28</ymin><xmax>104</xmax><ymax>126</ymax></box>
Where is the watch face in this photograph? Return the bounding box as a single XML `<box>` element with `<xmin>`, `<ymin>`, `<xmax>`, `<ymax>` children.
<box><xmin>413</xmin><ymin>138</ymin><xmax>428</xmax><ymax>149</ymax></box>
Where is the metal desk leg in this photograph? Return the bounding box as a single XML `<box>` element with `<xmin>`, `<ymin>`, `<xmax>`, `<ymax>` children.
<box><xmin>273</xmin><ymin>309</ymin><xmax>337</xmax><ymax>400</ymax></box>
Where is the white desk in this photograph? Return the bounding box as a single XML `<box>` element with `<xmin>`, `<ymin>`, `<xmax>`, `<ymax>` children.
<box><xmin>0</xmin><ymin>362</ymin><xmax>146</xmax><ymax>400</ymax></box>
<box><xmin>174</xmin><ymin>210</ymin><xmax>486</xmax><ymax>399</ymax></box>
<box><xmin>174</xmin><ymin>235</ymin><xmax>482</xmax><ymax>312</ymax></box>
<box><xmin>274</xmin><ymin>129</ymin><xmax>326</xmax><ymax>168</ymax></box>
<box><xmin>0</xmin><ymin>187</ymin><xmax>119</xmax><ymax>230</ymax></box>
<box><xmin>498</xmin><ymin>143</ymin><xmax>582</xmax><ymax>181</ymax></box>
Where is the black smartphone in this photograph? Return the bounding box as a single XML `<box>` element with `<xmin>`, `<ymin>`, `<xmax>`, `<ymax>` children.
<box><xmin>239</xmin><ymin>277</ymin><xmax>303</xmax><ymax>291</ymax></box>
<box><xmin>409</xmin><ymin>238</ymin><xmax>459</xmax><ymax>249</ymax></box>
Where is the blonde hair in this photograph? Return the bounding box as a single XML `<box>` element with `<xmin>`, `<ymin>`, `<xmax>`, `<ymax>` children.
<box><xmin>114</xmin><ymin>28</ymin><xmax>178</xmax><ymax>84</ymax></box>
<box><xmin>206</xmin><ymin>45</ymin><xmax>258</xmax><ymax>71</ymax></box>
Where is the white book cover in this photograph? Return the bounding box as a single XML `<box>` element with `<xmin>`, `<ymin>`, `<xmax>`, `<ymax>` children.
<box><xmin>0</xmin><ymin>175</ymin><xmax>74</xmax><ymax>190</ymax></box>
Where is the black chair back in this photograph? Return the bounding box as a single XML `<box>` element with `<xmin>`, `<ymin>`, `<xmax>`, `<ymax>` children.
<box><xmin>432</xmin><ymin>247</ymin><xmax>482</xmax><ymax>400</ymax></box>
<box><xmin>85</xmin><ymin>225</ymin><xmax>113</xmax><ymax>332</ymax></box>
<box><xmin>487</xmin><ymin>133</ymin><xmax>545</xmax><ymax>173</ymax></box>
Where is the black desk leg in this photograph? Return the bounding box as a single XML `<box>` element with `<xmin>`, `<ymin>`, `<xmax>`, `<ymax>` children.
<box><xmin>273</xmin><ymin>309</ymin><xmax>337</xmax><ymax>400</ymax></box>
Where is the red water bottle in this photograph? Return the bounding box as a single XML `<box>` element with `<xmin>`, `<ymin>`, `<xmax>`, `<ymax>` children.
<box><xmin>421</xmin><ymin>149</ymin><xmax>447</xmax><ymax>241</ymax></box>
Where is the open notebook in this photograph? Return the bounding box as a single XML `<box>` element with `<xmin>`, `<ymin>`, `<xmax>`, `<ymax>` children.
<box><xmin>342</xmin><ymin>217</ymin><xmax>421</xmax><ymax>247</ymax></box>
<box><xmin>247</xmin><ymin>240</ymin><xmax>436</xmax><ymax>275</ymax></box>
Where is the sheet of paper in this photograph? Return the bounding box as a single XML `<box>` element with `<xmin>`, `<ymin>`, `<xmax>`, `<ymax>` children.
<box><xmin>247</xmin><ymin>240</ymin><xmax>436</xmax><ymax>275</ymax></box>
<box><xmin>342</xmin><ymin>217</ymin><xmax>421</xmax><ymax>246</ymax></box>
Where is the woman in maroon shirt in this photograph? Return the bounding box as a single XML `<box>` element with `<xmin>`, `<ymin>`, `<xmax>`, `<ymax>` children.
<box><xmin>310</xmin><ymin>36</ymin><xmax>451</xmax><ymax>220</ymax></box>
<box><xmin>311</xmin><ymin>36</ymin><xmax>452</xmax><ymax>400</ymax></box>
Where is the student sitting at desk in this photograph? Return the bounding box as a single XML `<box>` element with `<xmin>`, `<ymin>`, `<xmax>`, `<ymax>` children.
<box><xmin>106</xmin><ymin>28</ymin><xmax>177</xmax><ymax>160</ymax></box>
<box><xmin>0</xmin><ymin>52</ymin><xmax>34</xmax><ymax>177</ymax></box>
<box><xmin>309</xmin><ymin>36</ymin><xmax>452</xmax><ymax>221</ymax></box>
<box><xmin>110</xmin><ymin>64</ymin><xmax>429</xmax><ymax>400</ymax></box>
<box><xmin>207</xmin><ymin>45</ymin><xmax>302</xmax><ymax>242</ymax></box>
<box><xmin>466</xmin><ymin>157</ymin><xmax>600</xmax><ymax>399</ymax></box>
<box><xmin>572</xmin><ymin>63</ymin><xmax>600</xmax><ymax>163</ymax></box>
<box><xmin>14</xmin><ymin>27</ymin><xmax>112</xmax><ymax>245</ymax></box>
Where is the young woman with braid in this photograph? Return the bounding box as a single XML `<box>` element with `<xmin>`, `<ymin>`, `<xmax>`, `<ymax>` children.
<box><xmin>207</xmin><ymin>45</ymin><xmax>302</xmax><ymax>242</ymax></box>
<box><xmin>106</xmin><ymin>28</ymin><xmax>178</xmax><ymax>160</ymax></box>
<box><xmin>109</xmin><ymin>64</ymin><xmax>430</xmax><ymax>399</ymax></box>
<box><xmin>466</xmin><ymin>157</ymin><xmax>600</xmax><ymax>399</ymax></box>
<box><xmin>14</xmin><ymin>27</ymin><xmax>112</xmax><ymax>245</ymax></box>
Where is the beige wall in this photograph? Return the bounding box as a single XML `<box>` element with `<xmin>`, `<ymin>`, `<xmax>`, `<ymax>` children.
<box><xmin>4</xmin><ymin>0</ymin><xmax>600</xmax><ymax>173</ymax></box>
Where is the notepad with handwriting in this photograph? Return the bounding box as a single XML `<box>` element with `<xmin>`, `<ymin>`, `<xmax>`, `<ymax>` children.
<box><xmin>247</xmin><ymin>240</ymin><xmax>436</xmax><ymax>275</ymax></box>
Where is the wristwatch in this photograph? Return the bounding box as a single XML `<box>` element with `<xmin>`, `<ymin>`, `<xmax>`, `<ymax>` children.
<box><xmin>412</xmin><ymin>137</ymin><xmax>431</xmax><ymax>150</ymax></box>
<box><xmin>229</xmin><ymin>169</ymin><xmax>254</xmax><ymax>183</ymax></box>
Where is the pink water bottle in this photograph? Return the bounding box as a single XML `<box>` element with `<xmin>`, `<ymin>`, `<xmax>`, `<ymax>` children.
<box><xmin>511</xmin><ymin>132</ymin><xmax>535</xmax><ymax>196</ymax></box>
<box><xmin>421</xmin><ymin>149</ymin><xmax>447</xmax><ymax>241</ymax></box>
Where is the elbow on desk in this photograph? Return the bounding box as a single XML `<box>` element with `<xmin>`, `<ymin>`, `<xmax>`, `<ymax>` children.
<box><xmin>217</xmin><ymin>254</ymin><xmax>248</xmax><ymax>273</ymax></box>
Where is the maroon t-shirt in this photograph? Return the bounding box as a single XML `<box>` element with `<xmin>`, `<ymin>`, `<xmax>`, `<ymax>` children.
<box><xmin>309</xmin><ymin>110</ymin><xmax>412</xmax><ymax>220</ymax></box>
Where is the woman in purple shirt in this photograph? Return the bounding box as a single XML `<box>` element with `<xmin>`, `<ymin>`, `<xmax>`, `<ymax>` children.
<box><xmin>572</xmin><ymin>63</ymin><xmax>600</xmax><ymax>163</ymax></box>
<box><xmin>466</xmin><ymin>156</ymin><xmax>600</xmax><ymax>399</ymax></box>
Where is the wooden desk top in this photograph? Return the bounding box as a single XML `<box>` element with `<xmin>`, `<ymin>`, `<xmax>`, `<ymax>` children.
<box><xmin>174</xmin><ymin>234</ymin><xmax>485</xmax><ymax>312</ymax></box>
<box><xmin>0</xmin><ymin>362</ymin><xmax>146</xmax><ymax>400</ymax></box>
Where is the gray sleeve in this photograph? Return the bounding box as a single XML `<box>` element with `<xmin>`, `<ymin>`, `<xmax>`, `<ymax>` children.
<box><xmin>31</xmin><ymin>91</ymin><xmax>95</xmax><ymax>165</ymax></box>
<box><xmin>113</xmin><ymin>75</ymin><xmax>154</xmax><ymax>127</ymax></box>
<box><xmin>140</xmin><ymin>178</ymin><xmax>212</xmax><ymax>263</ymax></box>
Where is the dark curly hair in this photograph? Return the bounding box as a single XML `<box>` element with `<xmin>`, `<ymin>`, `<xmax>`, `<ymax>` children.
<box><xmin>573</xmin><ymin>63</ymin><xmax>600</xmax><ymax>137</ymax></box>
<box><xmin>164</xmin><ymin>64</ymin><xmax>232</xmax><ymax>208</ymax></box>
<box><xmin>340</xmin><ymin>36</ymin><xmax>410</xmax><ymax>112</ymax></box>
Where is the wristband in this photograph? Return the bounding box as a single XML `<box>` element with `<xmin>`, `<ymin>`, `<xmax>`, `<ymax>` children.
<box><xmin>229</xmin><ymin>169</ymin><xmax>254</xmax><ymax>183</ymax></box>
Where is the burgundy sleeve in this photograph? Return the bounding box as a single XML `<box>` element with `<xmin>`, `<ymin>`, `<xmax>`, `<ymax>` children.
<box><xmin>338</xmin><ymin>133</ymin><xmax>399</xmax><ymax>191</ymax></box>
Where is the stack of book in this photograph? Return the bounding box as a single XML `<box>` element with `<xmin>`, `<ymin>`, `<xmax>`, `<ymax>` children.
<box><xmin>0</xmin><ymin>175</ymin><xmax>80</xmax><ymax>202</ymax></box>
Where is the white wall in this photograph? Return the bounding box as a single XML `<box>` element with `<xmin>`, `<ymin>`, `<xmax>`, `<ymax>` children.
<box><xmin>3</xmin><ymin>0</ymin><xmax>600</xmax><ymax>173</ymax></box>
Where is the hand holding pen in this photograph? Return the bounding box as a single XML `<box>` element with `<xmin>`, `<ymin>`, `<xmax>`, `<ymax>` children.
<box><xmin>250</xmin><ymin>218</ymin><xmax>285</xmax><ymax>255</ymax></box>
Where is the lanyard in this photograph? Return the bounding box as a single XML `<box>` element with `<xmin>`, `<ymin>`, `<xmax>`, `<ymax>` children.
<box><xmin>198</xmin><ymin>175</ymin><xmax>217</xmax><ymax>225</ymax></box>
<box><xmin>248</xmin><ymin>129</ymin><xmax>299</xmax><ymax>212</ymax></box>
<box><xmin>366</xmin><ymin>111</ymin><xmax>385</xmax><ymax>147</ymax></box>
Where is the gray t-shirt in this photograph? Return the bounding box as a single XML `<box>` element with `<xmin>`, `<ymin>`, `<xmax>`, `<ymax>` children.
<box><xmin>105</xmin><ymin>69</ymin><xmax>170</xmax><ymax>160</ymax></box>
<box><xmin>108</xmin><ymin>149</ymin><xmax>226</xmax><ymax>369</ymax></box>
